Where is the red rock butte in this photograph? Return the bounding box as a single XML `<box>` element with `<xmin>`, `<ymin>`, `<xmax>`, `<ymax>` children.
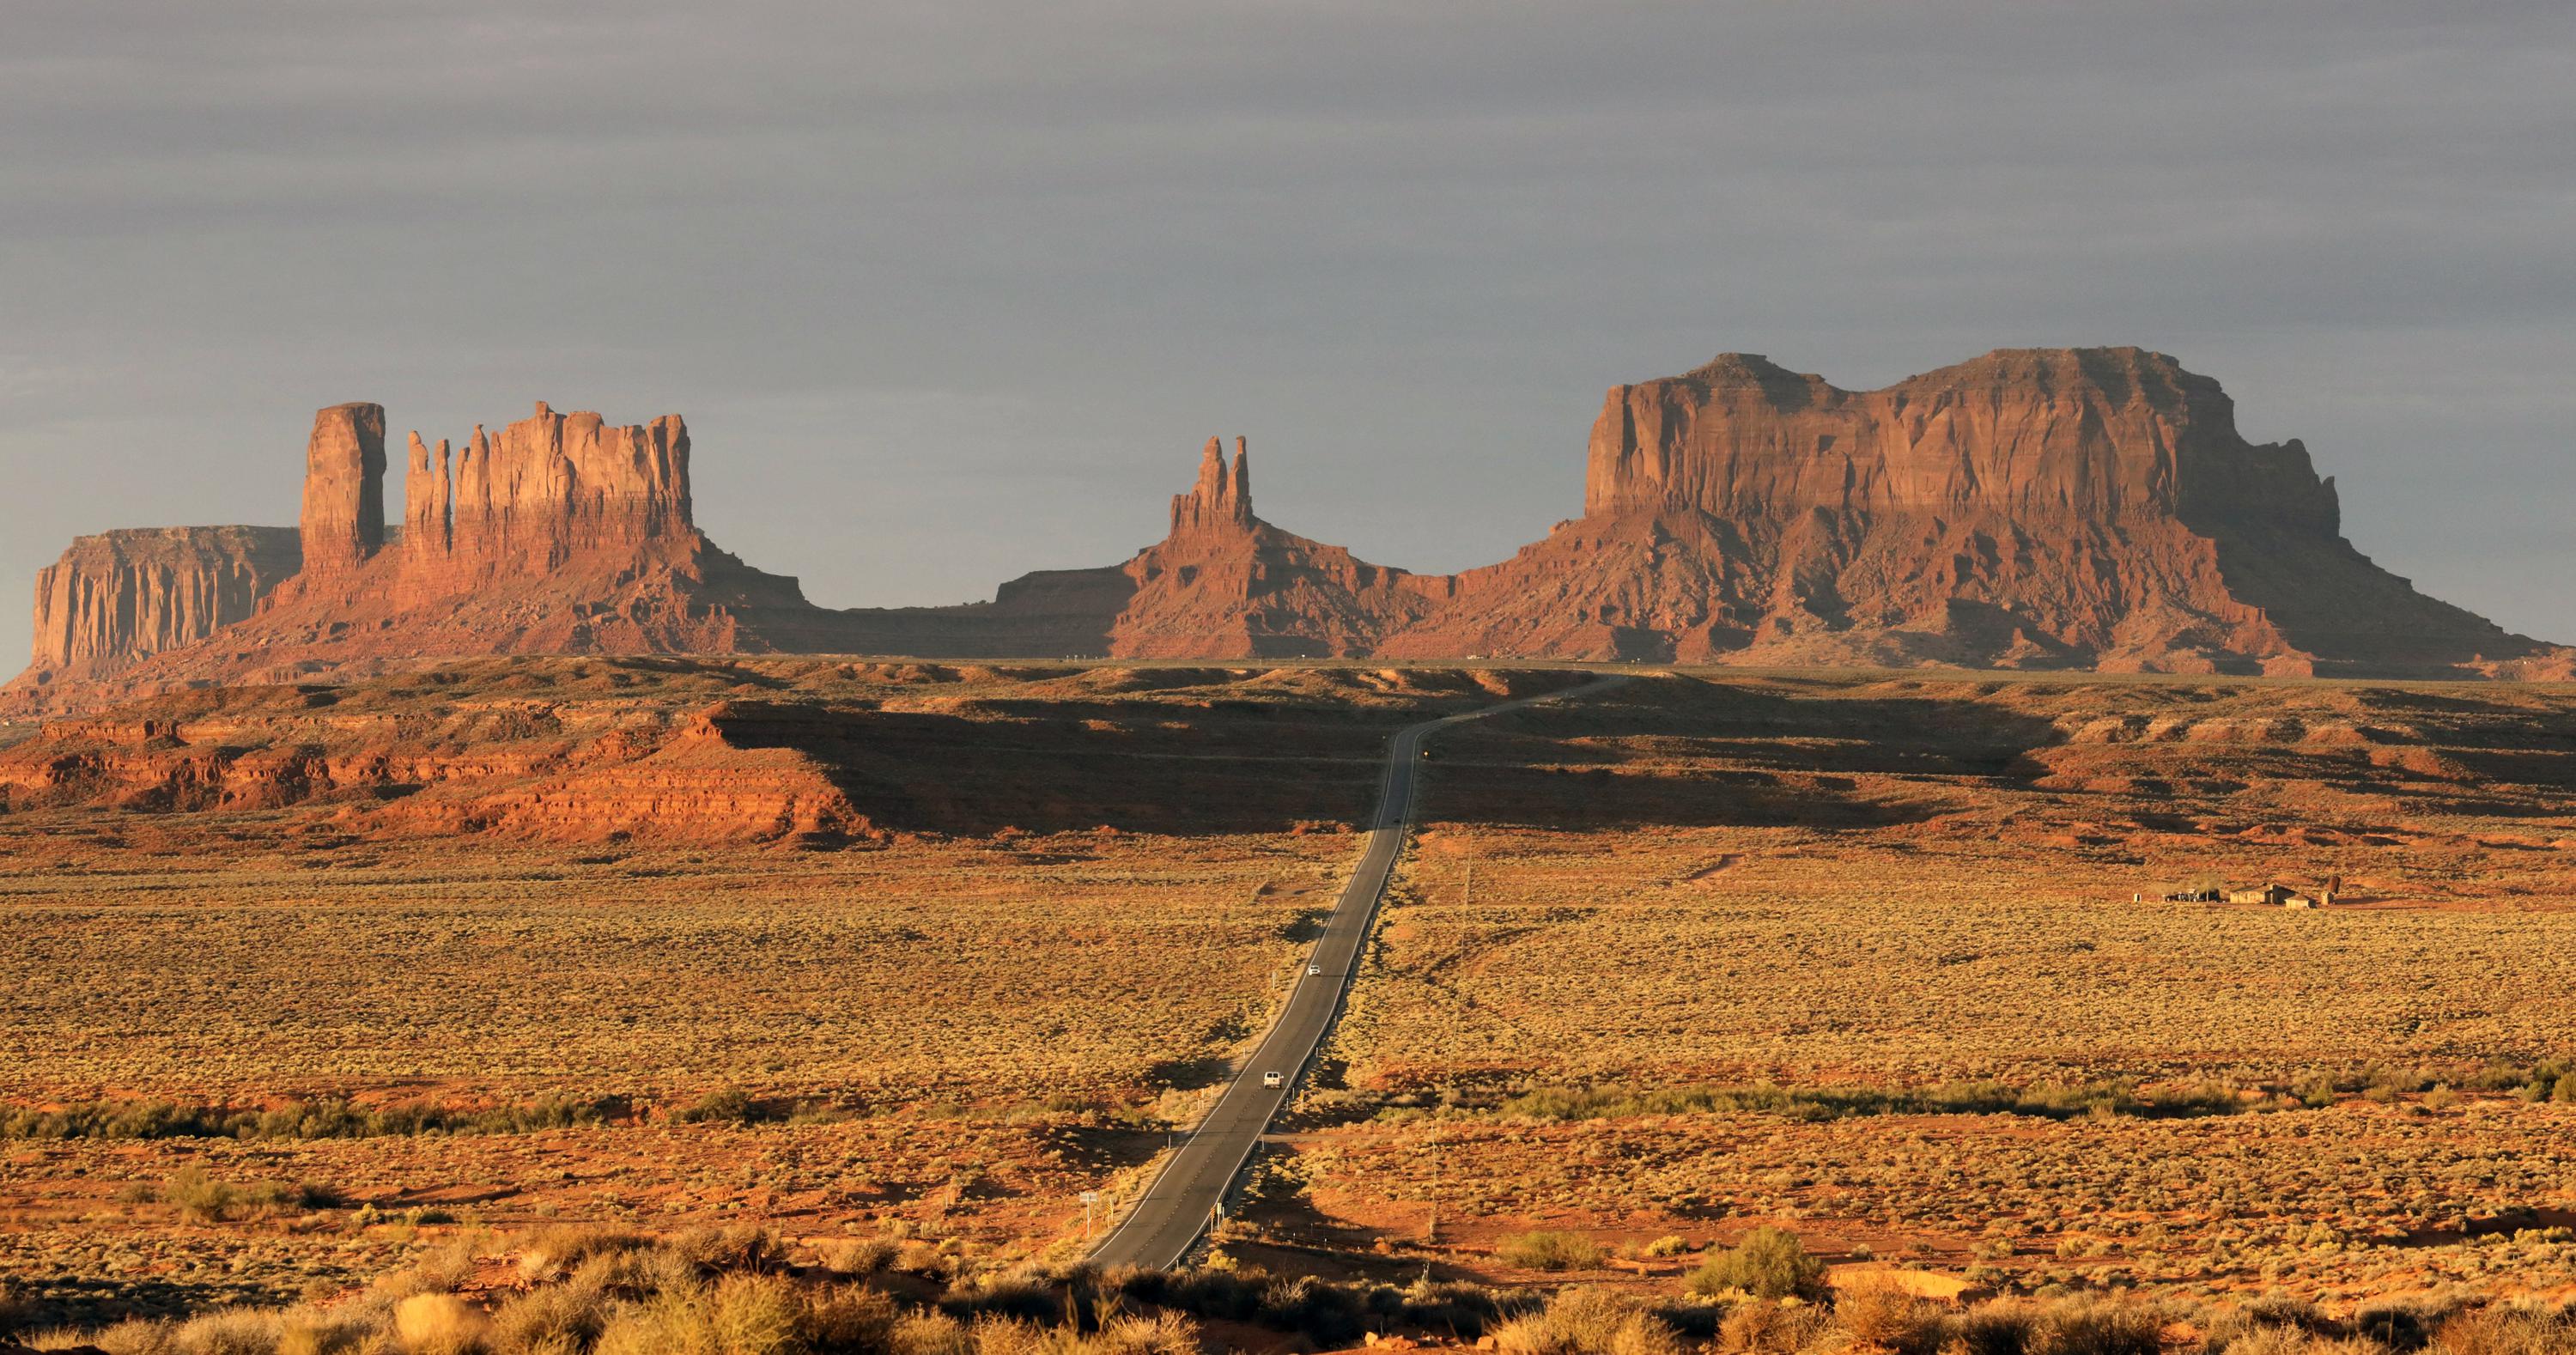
<box><xmin>8</xmin><ymin>349</ymin><xmax>2567</xmax><ymax>712</ymax></box>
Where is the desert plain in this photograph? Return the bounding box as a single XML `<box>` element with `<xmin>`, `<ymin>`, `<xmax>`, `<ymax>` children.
<box><xmin>4</xmin><ymin>660</ymin><xmax>2573</xmax><ymax>1351</ymax></box>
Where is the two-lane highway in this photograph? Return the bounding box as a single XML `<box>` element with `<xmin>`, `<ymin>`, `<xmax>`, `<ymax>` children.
<box><xmin>1086</xmin><ymin>674</ymin><xmax>1631</xmax><ymax>1271</ymax></box>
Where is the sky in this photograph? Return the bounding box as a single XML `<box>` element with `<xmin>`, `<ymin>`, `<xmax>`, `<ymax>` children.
<box><xmin>5</xmin><ymin>1</ymin><xmax>2573</xmax><ymax>665</ymax></box>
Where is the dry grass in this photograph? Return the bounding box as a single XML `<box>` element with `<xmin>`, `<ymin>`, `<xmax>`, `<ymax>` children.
<box><xmin>0</xmin><ymin>832</ymin><xmax>1346</xmax><ymax>1103</ymax></box>
<box><xmin>1284</xmin><ymin>673</ymin><xmax>2576</xmax><ymax>1306</ymax></box>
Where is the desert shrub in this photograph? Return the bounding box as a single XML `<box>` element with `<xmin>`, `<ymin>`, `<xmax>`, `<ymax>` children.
<box><xmin>162</xmin><ymin>1165</ymin><xmax>236</xmax><ymax>1222</ymax></box>
<box><xmin>2349</xmin><ymin>1297</ymin><xmax>2454</xmax><ymax>1352</ymax></box>
<box><xmin>895</xmin><ymin>1241</ymin><xmax>950</xmax><ymax>1279</ymax></box>
<box><xmin>2292</xmin><ymin>1073</ymin><xmax>2342</xmax><ymax>1109</ymax></box>
<box><xmin>1829</xmin><ymin>1280</ymin><xmax>1947</xmax><ymax>1355</ymax></box>
<box><xmin>670</xmin><ymin>1224</ymin><xmax>790</xmax><ymax>1276</ymax></box>
<box><xmin>2151</xmin><ymin>1077</ymin><xmax>2250</xmax><ymax>1116</ymax></box>
<box><xmin>593</xmin><ymin>1291</ymin><xmax>710</xmax><ymax>1355</ymax></box>
<box><xmin>1499</xmin><ymin>1230</ymin><xmax>1607</xmax><ymax>1272</ymax></box>
<box><xmin>375</xmin><ymin>1232</ymin><xmax>495</xmax><ymax>1300</ymax></box>
<box><xmin>89</xmin><ymin>1318</ymin><xmax>179</xmax><ymax>1355</ymax></box>
<box><xmin>801</xmin><ymin>1285</ymin><xmax>902</xmax><ymax>1352</ymax></box>
<box><xmin>823</xmin><ymin>1237</ymin><xmax>902</xmax><ymax>1277</ymax></box>
<box><xmin>943</xmin><ymin>1272</ymin><xmax>1060</xmax><ymax>1323</ymax></box>
<box><xmin>888</xmin><ymin>1310</ymin><xmax>974</xmax><ymax>1355</ymax></box>
<box><xmin>2240</xmin><ymin>1294</ymin><xmax>2331</xmax><ymax>1334</ymax></box>
<box><xmin>1492</xmin><ymin>1287</ymin><xmax>1683</xmax><ymax>1355</ymax></box>
<box><xmin>490</xmin><ymin>1272</ymin><xmax>614</xmax><ymax>1352</ymax></box>
<box><xmin>711</xmin><ymin>1273</ymin><xmax>806</xmax><ymax>1355</ymax></box>
<box><xmin>2430</xmin><ymin>1304</ymin><xmax>2576</xmax><ymax>1355</ymax></box>
<box><xmin>271</xmin><ymin>1304</ymin><xmax>378</xmax><ymax>1355</ymax></box>
<box><xmin>1111</xmin><ymin>1264</ymin><xmax>1515</xmax><ymax>1344</ymax></box>
<box><xmin>2025</xmin><ymin>1297</ymin><xmax>2163</xmax><ymax>1355</ymax></box>
<box><xmin>676</xmin><ymin>1088</ymin><xmax>767</xmax><ymax>1125</ymax></box>
<box><xmin>1948</xmin><ymin>1303</ymin><xmax>2037</xmax><ymax>1355</ymax></box>
<box><xmin>1716</xmin><ymin>1300</ymin><xmax>1824</xmax><ymax>1355</ymax></box>
<box><xmin>2363</xmin><ymin>1065</ymin><xmax>2429</xmax><ymax>1101</ymax></box>
<box><xmin>1255</xmin><ymin>1274</ymin><xmax>1365</xmax><ymax>1346</ymax></box>
<box><xmin>515</xmin><ymin>1224</ymin><xmax>652</xmax><ymax>1282</ymax></box>
<box><xmin>1639</xmin><ymin>1235</ymin><xmax>1691</xmax><ymax>1258</ymax></box>
<box><xmin>1686</xmin><ymin>1227</ymin><xmax>1826</xmax><ymax>1301</ymax></box>
<box><xmin>1084</xmin><ymin>1310</ymin><xmax>1199</xmax><ymax>1355</ymax></box>
<box><xmin>392</xmin><ymin>1292</ymin><xmax>488</xmax><ymax>1355</ymax></box>
<box><xmin>166</xmin><ymin>1308</ymin><xmax>286</xmax><ymax>1355</ymax></box>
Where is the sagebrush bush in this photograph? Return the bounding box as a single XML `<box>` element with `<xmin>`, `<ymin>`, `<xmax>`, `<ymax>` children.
<box><xmin>393</xmin><ymin>1292</ymin><xmax>488</xmax><ymax>1355</ymax></box>
<box><xmin>1831</xmin><ymin>1279</ymin><xmax>1947</xmax><ymax>1355</ymax></box>
<box><xmin>515</xmin><ymin>1224</ymin><xmax>651</xmax><ymax>1282</ymax></box>
<box><xmin>1498</xmin><ymin>1229</ymin><xmax>1607</xmax><ymax>1272</ymax></box>
<box><xmin>162</xmin><ymin>1166</ymin><xmax>238</xmax><ymax>1223</ymax></box>
<box><xmin>1686</xmin><ymin>1227</ymin><xmax>1826</xmax><ymax>1301</ymax></box>
<box><xmin>1492</xmin><ymin>1287</ymin><xmax>1682</xmax><ymax>1355</ymax></box>
<box><xmin>2026</xmin><ymin>1297</ymin><xmax>2164</xmax><ymax>1355</ymax></box>
<box><xmin>711</xmin><ymin>1273</ymin><xmax>805</xmax><ymax>1355</ymax></box>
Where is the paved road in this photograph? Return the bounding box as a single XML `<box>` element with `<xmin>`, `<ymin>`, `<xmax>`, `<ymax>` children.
<box><xmin>1085</xmin><ymin>674</ymin><xmax>1631</xmax><ymax>1271</ymax></box>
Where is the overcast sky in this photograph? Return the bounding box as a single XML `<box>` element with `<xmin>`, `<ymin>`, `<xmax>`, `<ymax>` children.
<box><xmin>5</xmin><ymin>1</ymin><xmax>2572</xmax><ymax>665</ymax></box>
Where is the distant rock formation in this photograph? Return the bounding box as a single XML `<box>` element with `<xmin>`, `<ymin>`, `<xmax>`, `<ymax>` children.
<box><xmin>1107</xmin><ymin>435</ymin><xmax>1437</xmax><ymax>657</ymax></box>
<box><xmin>7</xmin><ymin>350</ymin><xmax>2564</xmax><ymax>713</ymax></box>
<box><xmin>1376</xmin><ymin>349</ymin><xmax>2555</xmax><ymax>675</ymax></box>
<box><xmin>16</xmin><ymin>527</ymin><xmax>303</xmax><ymax>693</ymax></box>
<box><xmin>819</xmin><ymin>434</ymin><xmax>1434</xmax><ymax>659</ymax></box>
<box><xmin>13</xmin><ymin>402</ymin><xmax>831</xmax><ymax>708</ymax></box>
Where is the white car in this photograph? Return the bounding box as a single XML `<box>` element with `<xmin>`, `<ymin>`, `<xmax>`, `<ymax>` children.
<box><xmin>1261</xmin><ymin>1071</ymin><xmax>1284</xmax><ymax>1088</ymax></box>
<box><xmin>1307</xmin><ymin>963</ymin><xmax>1322</xmax><ymax>976</ymax></box>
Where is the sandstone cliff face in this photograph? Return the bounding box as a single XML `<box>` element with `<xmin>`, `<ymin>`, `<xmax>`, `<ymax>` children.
<box><xmin>1583</xmin><ymin>349</ymin><xmax>2339</xmax><ymax>529</ymax></box>
<box><xmin>14</xmin><ymin>527</ymin><xmax>303</xmax><ymax>691</ymax></box>
<box><xmin>428</xmin><ymin>402</ymin><xmax>694</xmax><ymax>586</ymax></box>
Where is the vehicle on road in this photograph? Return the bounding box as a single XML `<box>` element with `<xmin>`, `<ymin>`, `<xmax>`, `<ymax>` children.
<box><xmin>1261</xmin><ymin>1071</ymin><xmax>1283</xmax><ymax>1088</ymax></box>
<box><xmin>1307</xmin><ymin>963</ymin><xmax>1322</xmax><ymax>975</ymax></box>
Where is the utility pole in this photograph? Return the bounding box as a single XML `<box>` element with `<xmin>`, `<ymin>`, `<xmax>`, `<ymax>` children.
<box><xmin>1463</xmin><ymin>854</ymin><xmax>1473</xmax><ymax>908</ymax></box>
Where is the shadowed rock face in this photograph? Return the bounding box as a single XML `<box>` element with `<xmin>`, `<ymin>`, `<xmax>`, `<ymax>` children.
<box><xmin>7</xmin><ymin>349</ymin><xmax>2566</xmax><ymax>713</ymax></box>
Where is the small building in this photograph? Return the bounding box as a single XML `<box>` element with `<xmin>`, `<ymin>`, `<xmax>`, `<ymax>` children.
<box><xmin>2280</xmin><ymin>890</ymin><xmax>2319</xmax><ymax>908</ymax></box>
<box><xmin>2227</xmin><ymin>884</ymin><xmax>2291</xmax><ymax>906</ymax></box>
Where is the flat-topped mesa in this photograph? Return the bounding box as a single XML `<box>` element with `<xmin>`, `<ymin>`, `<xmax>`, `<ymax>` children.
<box><xmin>298</xmin><ymin>402</ymin><xmax>388</xmax><ymax>579</ymax></box>
<box><xmin>1169</xmin><ymin>436</ymin><xmax>1255</xmax><ymax>536</ymax></box>
<box><xmin>1584</xmin><ymin>347</ymin><xmax>2341</xmax><ymax>533</ymax></box>
<box><xmin>18</xmin><ymin>527</ymin><xmax>304</xmax><ymax>688</ymax></box>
